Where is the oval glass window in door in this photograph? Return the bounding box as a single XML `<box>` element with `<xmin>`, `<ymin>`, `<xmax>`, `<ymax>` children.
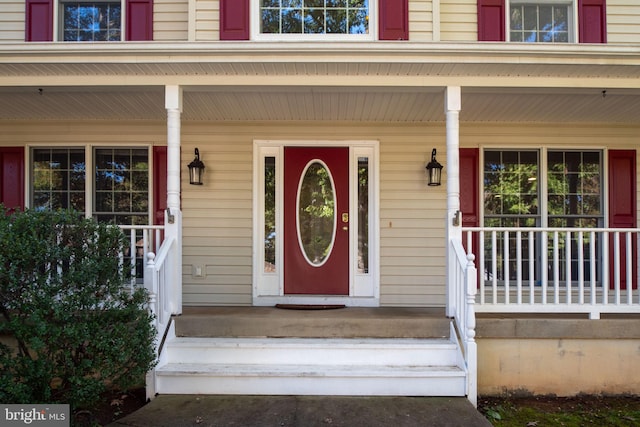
<box><xmin>297</xmin><ymin>160</ymin><xmax>336</xmax><ymax>266</ymax></box>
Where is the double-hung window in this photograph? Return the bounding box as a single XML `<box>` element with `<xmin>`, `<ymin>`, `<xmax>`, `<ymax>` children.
<box><xmin>31</xmin><ymin>147</ymin><xmax>150</xmax><ymax>226</ymax></box>
<box><xmin>60</xmin><ymin>0</ymin><xmax>122</xmax><ymax>41</ymax></box>
<box><xmin>478</xmin><ymin>0</ymin><xmax>606</xmax><ymax>43</ymax></box>
<box><xmin>255</xmin><ymin>0</ymin><xmax>372</xmax><ymax>40</ymax></box>
<box><xmin>509</xmin><ymin>1</ymin><xmax>573</xmax><ymax>42</ymax></box>
<box><xmin>483</xmin><ymin>149</ymin><xmax>604</xmax><ymax>284</ymax></box>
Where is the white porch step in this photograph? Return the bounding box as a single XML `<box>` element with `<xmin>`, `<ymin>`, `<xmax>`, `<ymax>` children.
<box><xmin>155</xmin><ymin>337</ymin><xmax>467</xmax><ymax>396</ymax></box>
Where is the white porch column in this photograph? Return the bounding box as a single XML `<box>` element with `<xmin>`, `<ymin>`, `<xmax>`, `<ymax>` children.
<box><xmin>445</xmin><ymin>86</ymin><xmax>462</xmax><ymax>317</ymax></box>
<box><xmin>165</xmin><ymin>85</ymin><xmax>183</xmax><ymax>314</ymax></box>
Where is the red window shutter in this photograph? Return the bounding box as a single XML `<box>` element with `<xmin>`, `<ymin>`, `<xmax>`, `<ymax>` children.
<box><xmin>460</xmin><ymin>148</ymin><xmax>480</xmax><ymax>283</ymax></box>
<box><xmin>579</xmin><ymin>0</ymin><xmax>606</xmax><ymax>43</ymax></box>
<box><xmin>25</xmin><ymin>0</ymin><xmax>53</xmax><ymax>42</ymax></box>
<box><xmin>379</xmin><ymin>0</ymin><xmax>409</xmax><ymax>40</ymax></box>
<box><xmin>0</xmin><ymin>147</ymin><xmax>25</xmax><ymax>212</ymax></box>
<box><xmin>477</xmin><ymin>0</ymin><xmax>505</xmax><ymax>41</ymax></box>
<box><xmin>220</xmin><ymin>0</ymin><xmax>250</xmax><ymax>40</ymax></box>
<box><xmin>608</xmin><ymin>150</ymin><xmax>636</xmax><ymax>289</ymax></box>
<box><xmin>126</xmin><ymin>0</ymin><xmax>154</xmax><ymax>41</ymax></box>
<box><xmin>460</xmin><ymin>149</ymin><xmax>480</xmax><ymax>229</ymax></box>
<box><xmin>153</xmin><ymin>146</ymin><xmax>167</xmax><ymax>226</ymax></box>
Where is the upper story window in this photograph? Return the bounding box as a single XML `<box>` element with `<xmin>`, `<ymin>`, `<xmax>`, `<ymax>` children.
<box><xmin>478</xmin><ymin>0</ymin><xmax>605</xmax><ymax>43</ymax></box>
<box><xmin>259</xmin><ymin>0</ymin><xmax>369</xmax><ymax>35</ymax></box>
<box><xmin>25</xmin><ymin>0</ymin><xmax>153</xmax><ymax>42</ymax></box>
<box><xmin>509</xmin><ymin>1</ymin><xmax>572</xmax><ymax>42</ymax></box>
<box><xmin>252</xmin><ymin>0</ymin><xmax>374</xmax><ymax>40</ymax></box>
<box><xmin>61</xmin><ymin>1</ymin><xmax>122</xmax><ymax>41</ymax></box>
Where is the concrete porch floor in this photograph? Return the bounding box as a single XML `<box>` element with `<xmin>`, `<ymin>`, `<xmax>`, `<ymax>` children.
<box><xmin>174</xmin><ymin>306</ymin><xmax>450</xmax><ymax>339</ymax></box>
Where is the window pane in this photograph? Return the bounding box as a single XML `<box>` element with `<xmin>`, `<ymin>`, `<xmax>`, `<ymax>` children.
<box><xmin>62</xmin><ymin>1</ymin><xmax>121</xmax><ymax>41</ymax></box>
<box><xmin>31</xmin><ymin>148</ymin><xmax>86</xmax><ymax>213</ymax></box>
<box><xmin>264</xmin><ymin>157</ymin><xmax>276</xmax><ymax>272</ymax></box>
<box><xmin>509</xmin><ymin>2</ymin><xmax>570</xmax><ymax>43</ymax></box>
<box><xmin>358</xmin><ymin>157</ymin><xmax>369</xmax><ymax>274</ymax></box>
<box><xmin>94</xmin><ymin>148</ymin><xmax>148</xmax><ymax>225</ymax></box>
<box><xmin>261</xmin><ymin>0</ymin><xmax>369</xmax><ymax>34</ymax></box>
<box><xmin>298</xmin><ymin>162</ymin><xmax>335</xmax><ymax>266</ymax></box>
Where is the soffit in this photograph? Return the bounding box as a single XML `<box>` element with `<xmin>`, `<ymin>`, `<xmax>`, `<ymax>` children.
<box><xmin>0</xmin><ymin>43</ymin><xmax>638</xmax><ymax>123</ymax></box>
<box><xmin>1</xmin><ymin>86</ymin><xmax>639</xmax><ymax>124</ymax></box>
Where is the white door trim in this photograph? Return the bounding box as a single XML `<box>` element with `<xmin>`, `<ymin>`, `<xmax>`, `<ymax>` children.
<box><xmin>252</xmin><ymin>140</ymin><xmax>380</xmax><ymax>307</ymax></box>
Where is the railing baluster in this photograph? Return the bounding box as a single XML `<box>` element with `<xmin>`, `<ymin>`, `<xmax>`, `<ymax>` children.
<box><xmin>541</xmin><ymin>230</ymin><xmax>548</xmax><ymax>305</ymax></box>
<box><xmin>578</xmin><ymin>231</ymin><xmax>584</xmax><ymax>305</ymax></box>
<box><xmin>626</xmin><ymin>232</ymin><xmax>632</xmax><ymax>305</ymax></box>
<box><xmin>480</xmin><ymin>230</ymin><xmax>485</xmax><ymax>305</ymax></box>
<box><xmin>529</xmin><ymin>231</ymin><xmax>535</xmax><ymax>304</ymax></box>
<box><xmin>492</xmin><ymin>231</ymin><xmax>497</xmax><ymax>304</ymax></box>
<box><xmin>614</xmin><ymin>232</ymin><xmax>621</xmax><ymax>305</ymax></box>
<box><xmin>590</xmin><ymin>231</ymin><xmax>596</xmax><ymax>306</ymax></box>
<box><xmin>602</xmin><ymin>231</ymin><xmax>609</xmax><ymax>305</ymax></box>
<box><xmin>566</xmin><ymin>231</ymin><xmax>572</xmax><ymax>305</ymax></box>
<box><xmin>504</xmin><ymin>231</ymin><xmax>510</xmax><ymax>305</ymax></box>
<box><xmin>553</xmin><ymin>231</ymin><xmax>559</xmax><ymax>304</ymax></box>
<box><xmin>516</xmin><ymin>230</ymin><xmax>522</xmax><ymax>305</ymax></box>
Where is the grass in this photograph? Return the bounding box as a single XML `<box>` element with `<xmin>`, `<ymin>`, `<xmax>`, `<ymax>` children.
<box><xmin>478</xmin><ymin>395</ymin><xmax>640</xmax><ymax>426</ymax></box>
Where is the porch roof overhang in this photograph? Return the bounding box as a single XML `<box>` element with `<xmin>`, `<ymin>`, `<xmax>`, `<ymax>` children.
<box><xmin>0</xmin><ymin>42</ymin><xmax>639</xmax><ymax>123</ymax></box>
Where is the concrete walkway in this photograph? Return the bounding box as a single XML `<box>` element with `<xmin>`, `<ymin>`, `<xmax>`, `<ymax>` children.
<box><xmin>110</xmin><ymin>395</ymin><xmax>492</xmax><ymax>427</ymax></box>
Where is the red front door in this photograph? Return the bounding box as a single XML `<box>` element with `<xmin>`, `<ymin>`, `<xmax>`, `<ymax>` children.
<box><xmin>284</xmin><ymin>147</ymin><xmax>349</xmax><ymax>295</ymax></box>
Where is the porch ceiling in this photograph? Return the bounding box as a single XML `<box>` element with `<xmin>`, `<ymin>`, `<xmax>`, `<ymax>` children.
<box><xmin>0</xmin><ymin>42</ymin><xmax>639</xmax><ymax>124</ymax></box>
<box><xmin>1</xmin><ymin>85</ymin><xmax>639</xmax><ymax>124</ymax></box>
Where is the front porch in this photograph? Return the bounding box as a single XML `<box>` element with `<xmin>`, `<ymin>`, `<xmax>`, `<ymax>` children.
<box><xmin>149</xmin><ymin>306</ymin><xmax>471</xmax><ymax>401</ymax></box>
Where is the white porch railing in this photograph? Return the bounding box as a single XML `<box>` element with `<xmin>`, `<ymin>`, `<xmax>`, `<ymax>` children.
<box><xmin>463</xmin><ymin>227</ymin><xmax>640</xmax><ymax>319</ymax></box>
<box><xmin>449</xmin><ymin>237</ymin><xmax>478</xmax><ymax>407</ymax></box>
<box><xmin>143</xmin><ymin>235</ymin><xmax>178</xmax><ymax>399</ymax></box>
<box><xmin>119</xmin><ymin>225</ymin><xmax>165</xmax><ymax>290</ymax></box>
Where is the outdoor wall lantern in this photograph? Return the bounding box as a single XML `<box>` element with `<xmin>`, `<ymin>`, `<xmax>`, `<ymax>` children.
<box><xmin>188</xmin><ymin>148</ymin><xmax>205</xmax><ymax>185</ymax></box>
<box><xmin>425</xmin><ymin>148</ymin><xmax>443</xmax><ymax>186</ymax></box>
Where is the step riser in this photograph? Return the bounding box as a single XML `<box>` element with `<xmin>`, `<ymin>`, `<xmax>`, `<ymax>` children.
<box><xmin>164</xmin><ymin>338</ymin><xmax>458</xmax><ymax>366</ymax></box>
<box><xmin>166</xmin><ymin>346</ymin><xmax>458</xmax><ymax>366</ymax></box>
<box><xmin>155</xmin><ymin>375</ymin><xmax>466</xmax><ymax>397</ymax></box>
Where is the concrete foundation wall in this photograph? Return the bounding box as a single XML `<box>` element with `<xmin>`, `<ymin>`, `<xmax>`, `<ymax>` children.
<box><xmin>478</xmin><ymin>338</ymin><xmax>640</xmax><ymax>396</ymax></box>
<box><xmin>476</xmin><ymin>316</ymin><xmax>640</xmax><ymax>396</ymax></box>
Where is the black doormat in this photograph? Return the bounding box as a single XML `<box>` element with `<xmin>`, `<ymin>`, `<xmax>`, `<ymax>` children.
<box><xmin>275</xmin><ymin>304</ymin><xmax>346</xmax><ymax>310</ymax></box>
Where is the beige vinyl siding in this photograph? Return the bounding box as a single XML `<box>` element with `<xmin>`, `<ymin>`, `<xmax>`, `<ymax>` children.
<box><xmin>440</xmin><ymin>0</ymin><xmax>477</xmax><ymax>42</ymax></box>
<box><xmin>0</xmin><ymin>0</ymin><xmax>25</xmax><ymax>42</ymax></box>
<box><xmin>194</xmin><ymin>0</ymin><xmax>219</xmax><ymax>41</ymax></box>
<box><xmin>2</xmin><ymin>120</ymin><xmax>638</xmax><ymax>308</ymax></box>
<box><xmin>409</xmin><ymin>0</ymin><xmax>434</xmax><ymax>41</ymax></box>
<box><xmin>379</xmin><ymin>133</ymin><xmax>447</xmax><ymax>306</ymax></box>
<box><xmin>179</xmin><ymin>122</ymin><xmax>448</xmax><ymax>307</ymax></box>
<box><xmin>154</xmin><ymin>0</ymin><xmax>189</xmax><ymax>41</ymax></box>
<box><xmin>607</xmin><ymin>0</ymin><xmax>640</xmax><ymax>44</ymax></box>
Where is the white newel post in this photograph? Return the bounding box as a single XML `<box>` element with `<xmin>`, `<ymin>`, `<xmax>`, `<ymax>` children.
<box><xmin>165</xmin><ymin>85</ymin><xmax>183</xmax><ymax>315</ymax></box>
<box><xmin>445</xmin><ymin>86</ymin><xmax>462</xmax><ymax>318</ymax></box>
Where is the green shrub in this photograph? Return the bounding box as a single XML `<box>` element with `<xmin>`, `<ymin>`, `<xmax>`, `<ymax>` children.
<box><xmin>0</xmin><ymin>207</ymin><xmax>156</xmax><ymax>409</ymax></box>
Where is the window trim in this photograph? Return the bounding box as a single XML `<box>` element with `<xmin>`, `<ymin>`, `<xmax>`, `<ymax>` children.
<box><xmin>506</xmin><ymin>0</ymin><xmax>577</xmax><ymax>43</ymax></box>
<box><xmin>250</xmin><ymin>0</ymin><xmax>377</xmax><ymax>41</ymax></box>
<box><xmin>55</xmin><ymin>0</ymin><xmax>126</xmax><ymax>42</ymax></box>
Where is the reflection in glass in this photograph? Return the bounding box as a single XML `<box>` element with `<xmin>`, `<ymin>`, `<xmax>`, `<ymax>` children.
<box><xmin>260</xmin><ymin>0</ymin><xmax>368</xmax><ymax>34</ymax></box>
<box><xmin>264</xmin><ymin>157</ymin><xmax>276</xmax><ymax>272</ymax></box>
<box><xmin>62</xmin><ymin>1</ymin><xmax>121</xmax><ymax>41</ymax></box>
<box><xmin>94</xmin><ymin>148</ymin><xmax>148</xmax><ymax>225</ymax></box>
<box><xmin>32</xmin><ymin>148</ymin><xmax>86</xmax><ymax>213</ymax></box>
<box><xmin>509</xmin><ymin>3</ymin><xmax>569</xmax><ymax>43</ymax></box>
<box><xmin>298</xmin><ymin>162</ymin><xmax>335</xmax><ymax>266</ymax></box>
<box><xmin>358</xmin><ymin>157</ymin><xmax>369</xmax><ymax>274</ymax></box>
